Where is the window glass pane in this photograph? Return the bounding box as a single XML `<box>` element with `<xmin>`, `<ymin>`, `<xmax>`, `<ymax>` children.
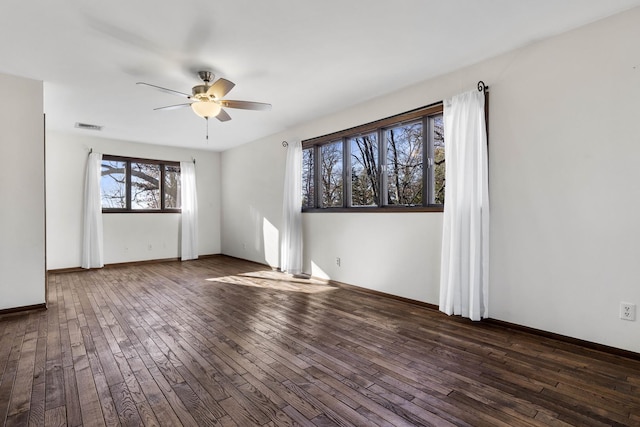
<box><xmin>302</xmin><ymin>148</ymin><xmax>315</xmax><ymax>208</ymax></box>
<box><xmin>131</xmin><ymin>162</ymin><xmax>161</xmax><ymax>209</ymax></box>
<box><xmin>350</xmin><ymin>133</ymin><xmax>379</xmax><ymax>206</ymax></box>
<box><xmin>321</xmin><ymin>141</ymin><xmax>343</xmax><ymax>207</ymax></box>
<box><xmin>164</xmin><ymin>165</ymin><xmax>181</xmax><ymax>209</ymax></box>
<box><xmin>432</xmin><ymin>115</ymin><xmax>445</xmax><ymax>205</ymax></box>
<box><xmin>101</xmin><ymin>159</ymin><xmax>126</xmax><ymax>208</ymax></box>
<box><xmin>385</xmin><ymin>121</ymin><xmax>423</xmax><ymax>206</ymax></box>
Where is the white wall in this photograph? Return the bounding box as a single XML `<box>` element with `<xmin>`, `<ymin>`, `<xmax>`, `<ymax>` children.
<box><xmin>0</xmin><ymin>73</ymin><xmax>45</xmax><ymax>310</ymax></box>
<box><xmin>46</xmin><ymin>132</ymin><xmax>221</xmax><ymax>269</ymax></box>
<box><xmin>222</xmin><ymin>7</ymin><xmax>640</xmax><ymax>353</ymax></box>
<box><xmin>221</xmin><ymin>138</ymin><xmax>286</xmax><ymax>268</ymax></box>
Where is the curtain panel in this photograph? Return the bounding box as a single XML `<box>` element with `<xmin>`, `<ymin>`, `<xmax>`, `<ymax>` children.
<box><xmin>82</xmin><ymin>152</ymin><xmax>104</xmax><ymax>269</ymax></box>
<box><xmin>439</xmin><ymin>89</ymin><xmax>490</xmax><ymax>321</ymax></box>
<box><xmin>180</xmin><ymin>161</ymin><xmax>199</xmax><ymax>261</ymax></box>
<box><xmin>280</xmin><ymin>140</ymin><xmax>303</xmax><ymax>275</ymax></box>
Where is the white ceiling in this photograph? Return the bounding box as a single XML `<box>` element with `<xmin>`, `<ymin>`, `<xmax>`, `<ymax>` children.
<box><xmin>1</xmin><ymin>0</ymin><xmax>639</xmax><ymax>151</ymax></box>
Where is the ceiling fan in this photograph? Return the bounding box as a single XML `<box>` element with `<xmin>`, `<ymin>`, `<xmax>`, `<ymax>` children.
<box><xmin>137</xmin><ymin>71</ymin><xmax>271</xmax><ymax>138</ymax></box>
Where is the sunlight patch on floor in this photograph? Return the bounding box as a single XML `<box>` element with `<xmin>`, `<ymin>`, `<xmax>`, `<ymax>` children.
<box><xmin>206</xmin><ymin>270</ymin><xmax>337</xmax><ymax>294</ymax></box>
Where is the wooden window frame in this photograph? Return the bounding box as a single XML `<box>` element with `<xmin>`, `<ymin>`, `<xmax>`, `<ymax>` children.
<box><xmin>302</xmin><ymin>102</ymin><xmax>444</xmax><ymax>213</ymax></box>
<box><xmin>101</xmin><ymin>155</ymin><xmax>181</xmax><ymax>213</ymax></box>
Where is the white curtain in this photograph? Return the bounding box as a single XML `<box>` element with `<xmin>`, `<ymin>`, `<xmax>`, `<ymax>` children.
<box><xmin>280</xmin><ymin>140</ymin><xmax>303</xmax><ymax>275</ymax></box>
<box><xmin>439</xmin><ymin>89</ymin><xmax>490</xmax><ymax>321</ymax></box>
<box><xmin>82</xmin><ymin>152</ymin><xmax>104</xmax><ymax>269</ymax></box>
<box><xmin>180</xmin><ymin>161</ymin><xmax>199</xmax><ymax>261</ymax></box>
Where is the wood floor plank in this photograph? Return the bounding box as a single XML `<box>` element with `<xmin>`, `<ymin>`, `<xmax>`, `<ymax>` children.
<box><xmin>170</xmin><ymin>380</ymin><xmax>226</xmax><ymax>426</ymax></box>
<box><xmin>7</xmin><ymin>325</ymin><xmax>38</xmax><ymax>418</ymax></box>
<box><xmin>218</xmin><ymin>395</ymin><xmax>264</xmax><ymax>426</ymax></box>
<box><xmin>87</xmin><ymin>350</ymin><xmax>121</xmax><ymax>427</ymax></box>
<box><xmin>32</xmin><ymin>310</ymin><xmax>48</xmax><ymax>388</ymax></box>
<box><xmin>44</xmin><ymin>405</ymin><xmax>67</xmax><ymax>427</ymax></box>
<box><xmin>0</xmin><ymin>348</ymin><xmax>20</xmax><ymax>424</ymax></box>
<box><xmin>174</xmin><ymin>364</ymin><xmax>228</xmax><ymax>419</ymax></box>
<box><xmin>135</xmin><ymin>400</ymin><xmax>161</xmax><ymax>427</ymax></box>
<box><xmin>50</xmin><ymin>282</ymin><xmax>72</xmax><ymax>420</ymax></box>
<box><xmin>73</xmin><ymin>354</ymin><xmax>106</xmax><ymax>427</ymax></box>
<box><xmin>306</xmin><ymin>363</ymin><xmax>449</xmax><ymax>427</ymax></box>
<box><xmin>241</xmin><ymin>360</ymin><xmax>323</xmax><ymax>420</ymax></box>
<box><xmin>298</xmin><ymin>379</ymin><xmax>375</xmax><ymax>426</ymax></box>
<box><xmin>145</xmin><ymin>363</ymin><xmax>200</xmax><ymax>426</ymax></box>
<box><xmin>0</xmin><ymin>319</ymin><xmax>17</xmax><ymax>379</ymax></box>
<box><xmin>5</xmin><ymin>409</ymin><xmax>30</xmax><ymax>426</ymax></box>
<box><xmin>28</xmin><ymin>380</ymin><xmax>45</xmax><ymax>426</ymax></box>
<box><xmin>109</xmin><ymin>380</ymin><xmax>143</xmax><ymax>426</ymax></box>
<box><xmin>125</xmin><ymin>353</ymin><xmax>187</xmax><ymax>427</ymax></box>
<box><xmin>63</xmin><ymin>365</ymin><xmax>82</xmax><ymax>427</ymax></box>
<box><xmin>446</xmin><ymin>390</ymin><xmax>536</xmax><ymax>427</ymax></box>
<box><xmin>2</xmin><ymin>256</ymin><xmax>640</xmax><ymax>426</ymax></box>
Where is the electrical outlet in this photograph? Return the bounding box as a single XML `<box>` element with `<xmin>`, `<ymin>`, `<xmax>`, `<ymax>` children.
<box><xmin>336</xmin><ymin>257</ymin><xmax>341</xmax><ymax>267</ymax></box>
<box><xmin>620</xmin><ymin>303</ymin><xmax>636</xmax><ymax>321</ymax></box>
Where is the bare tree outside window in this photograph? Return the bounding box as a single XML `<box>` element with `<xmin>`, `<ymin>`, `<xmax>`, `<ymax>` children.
<box><xmin>432</xmin><ymin>115</ymin><xmax>445</xmax><ymax>205</ymax></box>
<box><xmin>350</xmin><ymin>133</ymin><xmax>379</xmax><ymax>206</ymax></box>
<box><xmin>164</xmin><ymin>165</ymin><xmax>181</xmax><ymax>209</ymax></box>
<box><xmin>302</xmin><ymin>148</ymin><xmax>314</xmax><ymax>207</ymax></box>
<box><xmin>101</xmin><ymin>159</ymin><xmax>126</xmax><ymax>208</ymax></box>
<box><xmin>386</xmin><ymin>121</ymin><xmax>423</xmax><ymax>206</ymax></box>
<box><xmin>301</xmin><ymin>104</ymin><xmax>446</xmax><ymax>211</ymax></box>
<box><xmin>321</xmin><ymin>141</ymin><xmax>343</xmax><ymax>207</ymax></box>
<box><xmin>131</xmin><ymin>162</ymin><xmax>161</xmax><ymax>209</ymax></box>
<box><xmin>100</xmin><ymin>156</ymin><xmax>181</xmax><ymax>212</ymax></box>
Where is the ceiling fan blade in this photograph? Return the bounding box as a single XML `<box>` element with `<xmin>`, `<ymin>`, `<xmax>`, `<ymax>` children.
<box><xmin>221</xmin><ymin>100</ymin><xmax>272</xmax><ymax>111</ymax></box>
<box><xmin>153</xmin><ymin>103</ymin><xmax>192</xmax><ymax>111</ymax></box>
<box><xmin>137</xmin><ymin>82</ymin><xmax>191</xmax><ymax>98</ymax></box>
<box><xmin>216</xmin><ymin>109</ymin><xmax>232</xmax><ymax>122</ymax></box>
<box><xmin>206</xmin><ymin>78</ymin><xmax>235</xmax><ymax>99</ymax></box>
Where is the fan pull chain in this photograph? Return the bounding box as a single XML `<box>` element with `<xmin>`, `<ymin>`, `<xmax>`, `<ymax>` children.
<box><xmin>205</xmin><ymin>117</ymin><xmax>209</xmax><ymax>141</ymax></box>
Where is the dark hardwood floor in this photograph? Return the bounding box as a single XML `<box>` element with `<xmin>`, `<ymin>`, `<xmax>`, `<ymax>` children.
<box><xmin>1</xmin><ymin>256</ymin><xmax>639</xmax><ymax>426</ymax></box>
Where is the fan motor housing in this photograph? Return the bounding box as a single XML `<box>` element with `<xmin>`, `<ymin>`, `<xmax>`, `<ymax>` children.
<box><xmin>192</xmin><ymin>84</ymin><xmax>211</xmax><ymax>101</ymax></box>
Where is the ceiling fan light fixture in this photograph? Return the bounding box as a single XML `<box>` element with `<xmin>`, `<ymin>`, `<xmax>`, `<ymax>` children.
<box><xmin>191</xmin><ymin>100</ymin><xmax>221</xmax><ymax>119</ymax></box>
<box><xmin>139</xmin><ymin>71</ymin><xmax>271</xmax><ymax>129</ymax></box>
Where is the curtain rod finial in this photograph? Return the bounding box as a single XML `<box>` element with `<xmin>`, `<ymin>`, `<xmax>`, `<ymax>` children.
<box><xmin>282</xmin><ymin>141</ymin><xmax>289</xmax><ymax>147</ymax></box>
<box><xmin>477</xmin><ymin>81</ymin><xmax>488</xmax><ymax>92</ymax></box>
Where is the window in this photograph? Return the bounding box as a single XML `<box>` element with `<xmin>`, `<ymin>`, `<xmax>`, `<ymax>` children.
<box><xmin>385</xmin><ymin>121</ymin><xmax>423</xmax><ymax>206</ymax></box>
<box><xmin>131</xmin><ymin>162</ymin><xmax>161</xmax><ymax>209</ymax></box>
<box><xmin>164</xmin><ymin>165</ymin><xmax>181</xmax><ymax>209</ymax></box>
<box><xmin>321</xmin><ymin>141</ymin><xmax>343</xmax><ymax>208</ymax></box>
<box><xmin>350</xmin><ymin>133</ymin><xmax>379</xmax><ymax>207</ymax></box>
<box><xmin>101</xmin><ymin>158</ymin><xmax>127</xmax><ymax>209</ymax></box>
<box><xmin>101</xmin><ymin>155</ymin><xmax>181</xmax><ymax>212</ymax></box>
<box><xmin>302</xmin><ymin>103</ymin><xmax>444</xmax><ymax>211</ymax></box>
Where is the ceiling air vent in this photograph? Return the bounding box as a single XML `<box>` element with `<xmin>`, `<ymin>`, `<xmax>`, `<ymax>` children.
<box><xmin>75</xmin><ymin>122</ymin><xmax>103</xmax><ymax>131</ymax></box>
